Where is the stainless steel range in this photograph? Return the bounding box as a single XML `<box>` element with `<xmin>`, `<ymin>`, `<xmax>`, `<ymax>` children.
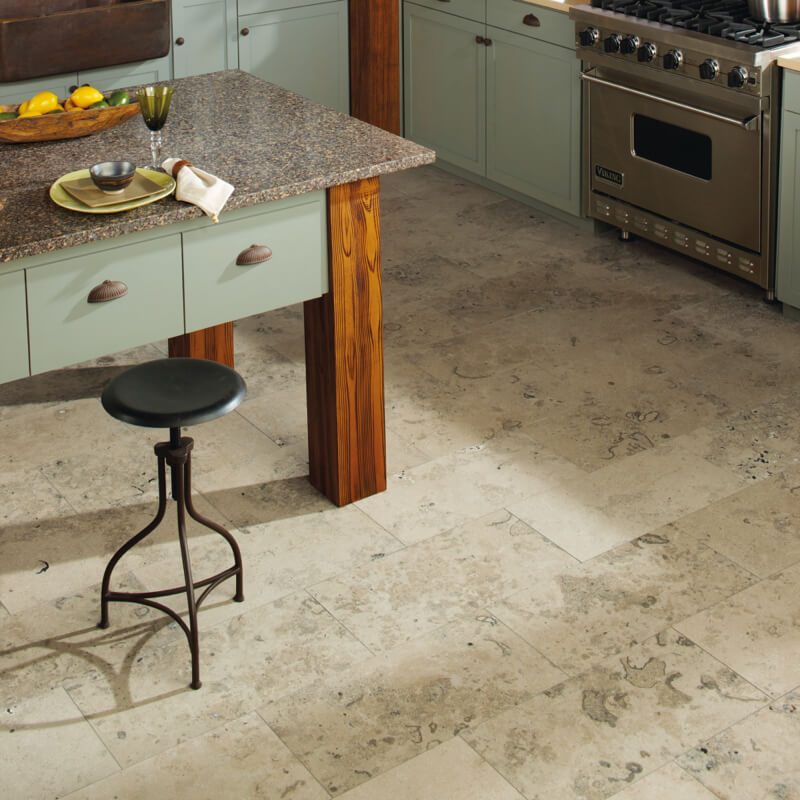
<box><xmin>570</xmin><ymin>0</ymin><xmax>800</xmax><ymax>295</ymax></box>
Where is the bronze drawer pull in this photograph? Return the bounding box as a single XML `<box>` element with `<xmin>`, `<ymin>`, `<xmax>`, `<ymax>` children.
<box><xmin>523</xmin><ymin>13</ymin><xmax>541</xmax><ymax>27</ymax></box>
<box><xmin>476</xmin><ymin>34</ymin><xmax>485</xmax><ymax>44</ymax></box>
<box><xmin>175</xmin><ymin>36</ymin><xmax>185</xmax><ymax>46</ymax></box>
<box><xmin>240</xmin><ymin>27</ymin><xmax>250</xmax><ymax>36</ymax></box>
<box><xmin>88</xmin><ymin>280</ymin><xmax>128</xmax><ymax>303</ymax></box>
<box><xmin>236</xmin><ymin>244</ymin><xmax>273</xmax><ymax>265</ymax></box>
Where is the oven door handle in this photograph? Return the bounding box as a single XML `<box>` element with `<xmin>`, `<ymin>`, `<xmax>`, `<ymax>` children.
<box><xmin>580</xmin><ymin>72</ymin><xmax>760</xmax><ymax>132</ymax></box>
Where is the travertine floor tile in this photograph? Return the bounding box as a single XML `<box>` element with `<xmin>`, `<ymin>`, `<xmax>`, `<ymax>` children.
<box><xmin>462</xmin><ymin>629</ymin><xmax>767</xmax><ymax>800</ymax></box>
<box><xmin>335</xmin><ymin>737</ymin><xmax>525</xmax><ymax>800</ymax></box>
<box><xmin>0</xmin><ymin>687</ymin><xmax>118</xmax><ymax>799</ymax></box>
<box><xmin>65</xmin><ymin>591</ymin><xmax>371</xmax><ymax>767</ymax></box>
<box><xmin>671</xmin><ymin>472</ymin><xmax>800</xmax><ymax>578</ymax></box>
<box><xmin>675</xmin><ymin>562</ymin><xmax>800</xmax><ymax>697</ymax></box>
<box><xmin>676</xmin><ymin>690</ymin><xmax>800</xmax><ymax>799</ymax></box>
<box><xmin>309</xmin><ymin>508</ymin><xmax>575</xmax><ymax>652</ymax></box>
<box><xmin>62</xmin><ymin>712</ymin><xmax>328</xmax><ymax>800</ymax></box>
<box><xmin>261</xmin><ymin>614</ymin><xmax>565</xmax><ymax>796</ymax></box>
<box><xmin>490</xmin><ymin>527</ymin><xmax>754</xmax><ymax>674</ymax></box>
<box><xmin>605</xmin><ymin>761</ymin><xmax>718</xmax><ymax>799</ymax></box>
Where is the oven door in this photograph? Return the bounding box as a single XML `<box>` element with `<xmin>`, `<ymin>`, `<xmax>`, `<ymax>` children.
<box><xmin>584</xmin><ymin>69</ymin><xmax>762</xmax><ymax>252</ymax></box>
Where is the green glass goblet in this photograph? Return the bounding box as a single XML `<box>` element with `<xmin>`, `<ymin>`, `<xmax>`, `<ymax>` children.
<box><xmin>137</xmin><ymin>86</ymin><xmax>174</xmax><ymax>171</ymax></box>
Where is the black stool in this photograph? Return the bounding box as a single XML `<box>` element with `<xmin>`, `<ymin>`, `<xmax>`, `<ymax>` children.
<box><xmin>99</xmin><ymin>357</ymin><xmax>247</xmax><ymax>689</ymax></box>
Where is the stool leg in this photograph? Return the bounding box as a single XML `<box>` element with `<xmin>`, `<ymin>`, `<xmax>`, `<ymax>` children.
<box><xmin>99</xmin><ymin>453</ymin><xmax>169</xmax><ymax>630</ymax></box>
<box><xmin>173</xmin><ymin>458</ymin><xmax>202</xmax><ymax>690</ymax></box>
<box><xmin>183</xmin><ymin>454</ymin><xmax>244</xmax><ymax>603</ymax></box>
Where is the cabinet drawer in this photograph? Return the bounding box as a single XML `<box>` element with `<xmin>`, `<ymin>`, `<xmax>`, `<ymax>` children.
<box><xmin>27</xmin><ymin>235</ymin><xmax>183</xmax><ymax>375</ymax></box>
<box><xmin>238</xmin><ymin>0</ymin><xmax>339</xmax><ymax>13</ymax></box>
<box><xmin>488</xmin><ymin>0</ymin><xmax>574</xmax><ymax>48</ymax></box>
<box><xmin>0</xmin><ymin>270</ymin><xmax>29</xmax><ymax>382</ymax></box>
<box><xmin>405</xmin><ymin>0</ymin><xmax>486</xmax><ymax>24</ymax></box>
<box><xmin>182</xmin><ymin>192</ymin><xmax>327</xmax><ymax>332</ymax></box>
<box><xmin>784</xmin><ymin>70</ymin><xmax>800</xmax><ymax>115</ymax></box>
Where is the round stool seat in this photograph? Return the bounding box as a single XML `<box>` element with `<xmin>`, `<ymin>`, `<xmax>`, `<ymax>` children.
<box><xmin>102</xmin><ymin>357</ymin><xmax>246</xmax><ymax>429</ymax></box>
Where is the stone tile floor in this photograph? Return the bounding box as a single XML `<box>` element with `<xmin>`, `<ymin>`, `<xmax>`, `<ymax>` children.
<box><xmin>2</xmin><ymin>166</ymin><xmax>800</xmax><ymax>799</ymax></box>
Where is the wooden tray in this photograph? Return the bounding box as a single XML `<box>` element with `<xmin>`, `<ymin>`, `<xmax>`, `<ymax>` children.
<box><xmin>0</xmin><ymin>100</ymin><xmax>140</xmax><ymax>143</ymax></box>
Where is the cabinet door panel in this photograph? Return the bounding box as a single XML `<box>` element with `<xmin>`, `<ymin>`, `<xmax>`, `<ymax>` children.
<box><xmin>777</xmin><ymin>107</ymin><xmax>800</xmax><ymax>308</ymax></box>
<box><xmin>79</xmin><ymin>57</ymin><xmax>172</xmax><ymax>93</ymax></box>
<box><xmin>486</xmin><ymin>28</ymin><xmax>580</xmax><ymax>215</ymax></box>
<box><xmin>0</xmin><ymin>74</ymin><xmax>77</xmax><ymax>106</ymax></box>
<box><xmin>172</xmin><ymin>0</ymin><xmax>239</xmax><ymax>78</ymax></box>
<box><xmin>238</xmin><ymin>2</ymin><xmax>349</xmax><ymax>113</ymax></box>
<box><xmin>27</xmin><ymin>236</ymin><xmax>183</xmax><ymax>375</ymax></box>
<box><xmin>404</xmin><ymin>4</ymin><xmax>486</xmax><ymax>174</ymax></box>
<box><xmin>0</xmin><ymin>270</ymin><xmax>29</xmax><ymax>382</ymax></box>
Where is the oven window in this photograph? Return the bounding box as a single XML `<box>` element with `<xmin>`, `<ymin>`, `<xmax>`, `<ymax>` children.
<box><xmin>633</xmin><ymin>114</ymin><xmax>712</xmax><ymax>180</ymax></box>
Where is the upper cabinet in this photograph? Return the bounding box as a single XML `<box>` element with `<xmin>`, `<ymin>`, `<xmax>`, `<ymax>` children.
<box><xmin>237</xmin><ymin>0</ymin><xmax>350</xmax><ymax>113</ymax></box>
<box><xmin>171</xmin><ymin>0</ymin><xmax>239</xmax><ymax>78</ymax></box>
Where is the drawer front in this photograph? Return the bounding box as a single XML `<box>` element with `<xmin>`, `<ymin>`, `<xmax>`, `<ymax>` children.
<box><xmin>238</xmin><ymin>0</ymin><xmax>339</xmax><ymax>14</ymax></box>
<box><xmin>0</xmin><ymin>270</ymin><xmax>30</xmax><ymax>382</ymax></box>
<box><xmin>784</xmin><ymin>70</ymin><xmax>800</xmax><ymax>115</ymax></box>
<box><xmin>405</xmin><ymin>0</ymin><xmax>486</xmax><ymax>24</ymax></box>
<box><xmin>183</xmin><ymin>192</ymin><xmax>327</xmax><ymax>332</ymax></box>
<box><xmin>488</xmin><ymin>0</ymin><xmax>573</xmax><ymax>48</ymax></box>
<box><xmin>27</xmin><ymin>235</ymin><xmax>183</xmax><ymax>375</ymax></box>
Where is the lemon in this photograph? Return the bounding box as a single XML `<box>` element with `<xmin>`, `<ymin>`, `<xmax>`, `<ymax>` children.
<box><xmin>70</xmin><ymin>85</ymin><xmax>104</xmax><ymax>109</ymax></box>
<box><xmin>26</xmin><ymin>91</ymin><xmax>59</xmax><ymax>114</ymax></box>
<box><xmin>17</xmin><ymin>110</ymin><xmax>43</xmax><ymax>118</ymax></box>
<box><xmin>17</xmin><ymin>100</ymin><xmax>29</xmax><ymax>114</ymax></box>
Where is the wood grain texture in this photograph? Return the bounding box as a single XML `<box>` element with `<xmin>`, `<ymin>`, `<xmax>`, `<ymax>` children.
<box><xmin>348</xmin><ymin>0</ymin><xmax>401</xmax><ymax>134</ymax></box>
<box><xmin>304</xmin><ymin>177</ymin><xmax>387</xmax><ymax>506</ymax></box>
<box><xmin>0</xmin><ymin>102</ymin><xmax>140</xmax><ymax>143</ymax></box>
<box><xmin>168</xmin><ymin>323</ymin><xmax>234</xmax><ymax>367</ymax></box>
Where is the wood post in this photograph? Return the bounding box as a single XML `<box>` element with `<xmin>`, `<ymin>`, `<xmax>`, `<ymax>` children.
<box><xmin>168</xmin><ymin>323</ymin><xmax>234</xmax><ymax>367</ymax></box>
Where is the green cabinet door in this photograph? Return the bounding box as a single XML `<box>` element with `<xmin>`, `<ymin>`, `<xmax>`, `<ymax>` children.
<box><xmin>486</xmin><ymin>26</ymin><xmax>581</xmax><ymax>216</ymax></box>
<box><xmin>238</xmin><ymin>1</ymin><xmax>349</xmax><ymax>113</ymax></box>
<box><xmin>0</xmin><ymin>73</ymin><xmax>77</xmax><ymax>106</ymax></box>
<box><xmin>172</xmin><ymin>0</ymin><xmax>239</xmax><ymax>78</ymax></box>
<box><xmin>776</xmin><ymin>105</ymin><xmax>800</xmax><ymax>310</ymax></box>
<box><xmin>79</xmin><ymin>57</ymin><xmax>172</xmax><ymax>94</ymax></box>
<box><xmin>0</xmin><ymin>270</ymin><xmax>29</xmax><ymax>383</ymax></box>
<box><xmin>403</xmin><ymin>2</ymin><xmax>486</xmax><ymax>174</ymax></box>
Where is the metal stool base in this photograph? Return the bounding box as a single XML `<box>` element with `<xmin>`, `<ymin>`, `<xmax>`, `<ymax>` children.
<box><xmin>98</xmin><ymin>435</ymin><xmax>244</xmax><ymax>689</ymax></box>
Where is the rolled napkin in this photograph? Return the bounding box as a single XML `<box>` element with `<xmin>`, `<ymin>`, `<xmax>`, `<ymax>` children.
<box><xmin>161</xmin><ymin>157</ymin><xmax>234</xmax><ymax>223</ymax></box>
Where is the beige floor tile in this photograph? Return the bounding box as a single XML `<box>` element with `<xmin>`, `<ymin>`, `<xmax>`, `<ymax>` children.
<box><xmin>261</xmin><ymin>614</ymin><xmax>566</xmax><ymax>796</ymax></box>
<box><xmin>508</xmin><ymin>434</ymin><xmax>746</xmax><ymax>561</ymax></box>
<box><xmin>62</xmin><ymin>712</ymin><xmax>328</xmax><ymax>800</ymax></box>
<box><xmin>490</xmin><ymin>527</ymin><xmax>754</xmax><ymax>674</ymax></box>
<box><xmin>606</xmin><ymin>762</ymin><xmax>719</xmax><ymax>799</ymax></box>
<box><xmin>64</xmin><ymin>591</ymin><xmax>371</xmax><ymax>767</ymax></box>
<box><xmin>675</xmin><ymin>563</ymin><xmax>800</xmax><ymax>698</ymax></box>
<box><xmin>671</xmin><ymin>473</ymin><xmax>800</xmax><ymax>578</ymax></box>
<box><xmin>0</xmin><ymin>468</ymin><xmax>75</xmax><ymax>527</ymax></box>
<box><xmin>309</xmin><ymin>508</ymin><xmax>575</xmax><ymax>652</ymax></box>
<box><xmin>0</xmin><ymin>687</ymin><xmax>119</xmax><ymax>799</ymax></box>
<box><xmin>335</xmin><ymin>737</ymin><xmax>525</xmax><ymax>800</ymax></box>
<box><xmin>462</xmin><ymin>629</ymin><xmax>767</xmax><ymax>800</ymax></box>
<box><xmin>676</xmin><ymin>690</ymin><xmax>800</xmax><ymax>799</ymax></box>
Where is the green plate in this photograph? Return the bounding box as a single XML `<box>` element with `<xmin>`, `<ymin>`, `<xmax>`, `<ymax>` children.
<box><xmin>50</xmin><ymin>168</ymin><xmax>176</xmax><ymax>214</ymax></box>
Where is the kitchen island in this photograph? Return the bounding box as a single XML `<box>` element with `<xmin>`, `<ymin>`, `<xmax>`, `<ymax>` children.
<box><xmin>0</xmin><ymin>69</ymin><xmax>435</xmax><ymax>506</ymax></box>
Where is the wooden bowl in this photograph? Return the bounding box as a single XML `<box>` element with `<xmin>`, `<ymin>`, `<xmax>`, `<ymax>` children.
<box><xmin>0</xmin><ymin>100</ymin><xmax>140</xmax><ymax>144</ymax></box>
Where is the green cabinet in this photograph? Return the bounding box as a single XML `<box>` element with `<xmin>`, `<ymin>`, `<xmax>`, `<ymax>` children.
<box><xmin>777</xmin><ymin>71</ymin><xmax>800</xmax><ymax>312</ymax></box>
<box><xmin>172</xmin><ymin>0</ymin><xmax>239</xmax><ymax>78</ymax></box>
<box><xmin>403</xmin><ymin>0</ymin><xmax>582</xmax><ymax>217</ymax></box>
<box><xmin>0</xmin><ymin>270</ymin><xmax>29</xmax><ymax>384</ymax></box>
<box><xmin>238</xmin><ymin>0</ymin><xmax>350</xmax><ymax>113</ymax></box>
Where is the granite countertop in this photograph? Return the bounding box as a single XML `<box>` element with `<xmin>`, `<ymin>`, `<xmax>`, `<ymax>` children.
<box><xmin>0</xmin><ymin>70</ymin><xmax>435</xmax><ymax>264</ymax></box>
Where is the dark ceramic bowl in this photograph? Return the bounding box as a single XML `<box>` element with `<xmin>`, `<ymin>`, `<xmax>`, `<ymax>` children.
<box><xmin>89</xmin><ymin>161</ymin><xmax>136</xmax><ymax>193</ymax></box>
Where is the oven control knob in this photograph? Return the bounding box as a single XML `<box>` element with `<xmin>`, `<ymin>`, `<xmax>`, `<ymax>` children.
<box><xmin>579</xmin><ymin>27</ymin><xmax>599</xmax><ymax>47</ymax></box>
<box><xmin>637</xmin><ymin>42</ymin><xmax>657</xmax><ymax>62</ymax></box>
<box><xmin>620</xmin><ymin>34</ymin><xmax>640</xmax><ymax>54</ymax></box>
<box><xmin>728</xmin><ymin>66</ymin><xmax>748</xmax><ymax>88</ymax></box>
<box><xmin>699</xmin><ymin>59</ymin><xmax>719</xmax><ymax>80</ymax></box>
<box><xmin>604</xmin><ymin>34</ymin><xmax>622</xmax><ymax>53</ymax></box>
<box><xmin>663</xmin><ymin>49</ymin><xmax>683</xmax><ymax>70</ymax></box>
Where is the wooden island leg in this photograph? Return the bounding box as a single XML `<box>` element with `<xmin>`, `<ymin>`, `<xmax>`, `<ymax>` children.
<box><xmin>304</xmin><ymin>177</ymin><xmax>387</xmax><ymax>506</ymax></box>
<box><xmin>168</xmin><ymin>323</ymin><xmax>234</xmax><ymax>367</ymax></box>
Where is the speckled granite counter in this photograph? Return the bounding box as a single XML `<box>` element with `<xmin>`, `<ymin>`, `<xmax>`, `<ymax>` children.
<box><xmin>0</xmin><ymin>69</ymin><xmax>435</xmax><ymax>263</ymax></box>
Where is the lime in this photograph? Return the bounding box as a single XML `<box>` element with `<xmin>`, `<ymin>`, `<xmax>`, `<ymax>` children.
<box><xmin>0</xmin><ymin>111</ymin><xmax>18</xmax><ymax>120</ymax></box>
<box><xmin>89</xmin><ymin>100</ymin><xmax>110</xmax><ymax>109</ymax></box>
<box><xmin>108</xmin><ymin>90</ymin><xmax>130</xmax><ymax>106</ymax></box>
<box><xmin>46</xmin><ymin>108</ymin><xmax>65</xmax><ymax>114</ymax></box>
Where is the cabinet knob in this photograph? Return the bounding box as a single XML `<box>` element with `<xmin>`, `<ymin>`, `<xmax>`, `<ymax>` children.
<box><xmin>240</xmin><ymin>27</ymin><xmax>250</xmax><ymax>36</ymax></box>
<box><xmin>475</xmin><ymin>35</ymin><xmax>485</xmax><ymax>44</ymax></box>
<box><xmin>523</xmin><ymin>13</ymin><xmax>541</xmax><ymax>27</ymax></box>
<box><xmin>484</xmin><ymin>38</ymin><xmax>492</xmax><ymax>46</ymax></box>
<box><xmin>175</xmin><ymin>37</ymin><xmax>185</xmax><ymax>46</ymax></box>
<box><xmin>87</xmin><ymin>280</ymin><xmax>128</xmax><ymax>303</ymax></box>
<box><xmin>69</xmin><ymin>84</ymin><xmax>78</xmax><ymax>93</ymax></box>
<box><xmin>236</xmin><ymin>244</ymin><xmax>273</xmax><ymax>265</ymax></box>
